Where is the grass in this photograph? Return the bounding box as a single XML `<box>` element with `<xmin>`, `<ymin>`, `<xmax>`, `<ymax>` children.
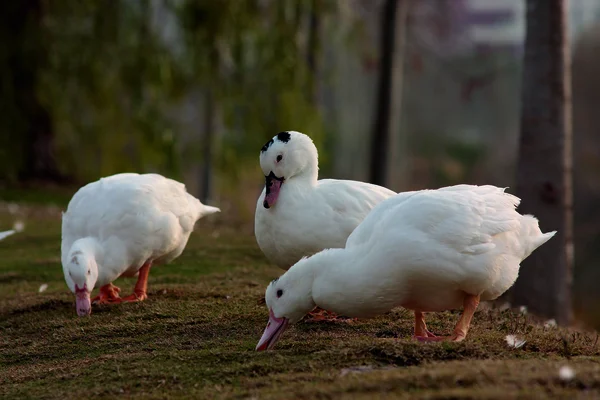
<box><xmin>0</xmin><ymin>200</ymin><xmax>599</xmax><ymax>399</ymax></box>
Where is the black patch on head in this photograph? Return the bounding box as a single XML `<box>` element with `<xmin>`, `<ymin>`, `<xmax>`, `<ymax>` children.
<box><xmin>261</xmin><ymin>138</ymin><xmax>274</xmax><ymax>153</ymax></box>
<box><xmin>276</xmin><ymin>131</ymin><xmax>291</xmax><ymax>143</ymax></box>
<box><xmin>271</xmin><ymin>278</ymin><xmax>279</xmax><ymax>285</ymax></box>
<box><xmin>261</xmin><ymin>132</ymin><xmax>291</xmax><ymax>153</ymax></box>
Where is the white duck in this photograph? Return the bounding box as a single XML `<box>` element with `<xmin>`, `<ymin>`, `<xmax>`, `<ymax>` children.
<box><xmin>254</xmin><ymin>131</ymin><xmax>395</xmax><ymax>320</ymax></box>
<box><xmin>255</xmin><ymin>131</ymin><xmax>395</xmax><ymax>269</ymax></box>
<box><xmin>61</xmin><ymin>173</ymin><xmax>220</xmax><ymax>316</ymax></box>
<box><xmin>256</xmin><ymin>185</ymin><xmax>556</xmax><ymax>350</ymax></box>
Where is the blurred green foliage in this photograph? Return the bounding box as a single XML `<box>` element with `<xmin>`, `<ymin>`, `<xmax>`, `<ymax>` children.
<box><xmin>173</xmin><ymin>0</ymin><xmax>332</xmax><ymax>180</ymax></box>
<box><xmin>40</xmin><ymin>0</ymin><xmax>185</xmax><ymax>180</ymax></box>
<box><xmin>1</xmin><ymin>0</ymin><xmax>335</xmax><ymax>184</ymax></box>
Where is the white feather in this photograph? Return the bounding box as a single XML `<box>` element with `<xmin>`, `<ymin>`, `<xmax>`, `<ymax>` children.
<box><xmin>61</xmin><ymin>173</ymin><xmax>220</xmax><ymax>294</ymax></box>
<box><xmin>266</xmin><ymin>185</ymin><xmax>556</xmax><ymax>323</ymax></box>
<box><xmin>255</xmin><ymin>131</ymin><xmax>395</xmax><ymax>268</ymax></box>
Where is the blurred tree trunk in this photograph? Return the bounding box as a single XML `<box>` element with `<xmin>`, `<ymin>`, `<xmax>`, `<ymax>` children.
<box><xmin>571</xmin><ymin>24</ymin><xmax>600</xmax><ymax>331</ymax></box>
<box><xmin>386</xmin><ymin>1</ymin><xmax>410</xmax><ymax>191</ymax></box>
<box><xmin>306</xmin><ymin>0</ymin><xmax>320</xmax><ymax>104</ymax></box>
<box><xmin>369</xmin><ymin>0</ymin><xmax>408</xmax><ymax>188</ymax></box>
<box><xmin>0</xmin><ymin>1</ymin><xmax>64</xmax><ymax>183</ymax></box>
<box><xmin>510</xmin><ymin>0</ymin><xmax>572</xmax><ymax>325</ymax></box>
<box><xmin>200</xmin><ymin>88</ymin><xmax>214</xmax><ymax>204</ymax></box>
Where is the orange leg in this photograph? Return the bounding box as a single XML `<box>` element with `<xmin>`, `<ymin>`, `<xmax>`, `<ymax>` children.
<box><xmin>119</xmin><ymin>261</ymin><xmax>152</xmax><ymax>303</ymax></box>
<box><xmin>413</xmin><ymin>311</ymin><xmax>437</xmax><ymax>339</ymax></box>
<box><xmin>303</xmin><ymin>307</ymin><xmax>357</xmax><ymax>323</ymax></box>
<box><xmin>91</xmin><ymin>283</ymin><xmax>121</xmax><ymax>304</ymax></box>
<box><xmin>416</xmin><ymin>294</ymin><xmax>480</xmax><ymax>343</ymax></box>
<box><xmin>304</xmin><ymin>307</ymin><xmax>336</xmax><ymax>322</ymax></box>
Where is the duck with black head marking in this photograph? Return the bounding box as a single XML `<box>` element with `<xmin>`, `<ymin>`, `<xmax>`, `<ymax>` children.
<box><xmin>254</xmin><ymin>131</ymin><xmax>396</xmax><ymax>321</ymax></box>
<box><xmin>260</xmin><ymin>131</ymin><xmax>292</xmax><ymax>209</ymax></box>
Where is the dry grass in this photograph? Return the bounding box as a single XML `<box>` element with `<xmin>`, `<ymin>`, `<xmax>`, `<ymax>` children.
<box><xmin>0</xmin><ymin>199</ymin><xmax>599</xmax><ymax>399</ymax></box>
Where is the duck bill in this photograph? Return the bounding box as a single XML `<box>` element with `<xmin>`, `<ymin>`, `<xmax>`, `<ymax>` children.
<box><xmin>75</xmin><ymin>284</ymin><xmax>91</xmax><ymax>317</ymax></box>
<box><xmin>256</xmin><ymin>309</ymin><xmax>289</xmax><ymax>351</ymax></box>
<box><xmin>263</xmin><ymin>172</ymin><xmax>284</xmax><ymax>209</ymax></box>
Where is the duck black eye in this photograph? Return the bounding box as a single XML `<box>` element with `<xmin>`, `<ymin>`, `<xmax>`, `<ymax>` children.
<box><xmin>276</xmin><ymin>289</ymin><xmax>283</xmax><ymax>298</ymax></box>
<box><xmin>276</xmin><ymin>155</ymin><xmax>283</xmax><ymax>162</ymax></box>
<box><xmin>87</xmin><ymin>269</ymin><xmax>91</xmax><ymax>275</ymax></box>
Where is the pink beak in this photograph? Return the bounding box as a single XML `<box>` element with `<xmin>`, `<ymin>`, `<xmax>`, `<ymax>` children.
<box><xmin>263</xmin><ymin>172</ymin><xmax>284</xmax><ymax>209</ymax></box>
<box><xmin>256</xmin><ymin>308</ymin><xmax>289</xmax><ymax>351</ymax></box>
<box><xmin>75</xmin><ymin>284</ymin><xmax>91</xmax><ymax>317</ymax></box>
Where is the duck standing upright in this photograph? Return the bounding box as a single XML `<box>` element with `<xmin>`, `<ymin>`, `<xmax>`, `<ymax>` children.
<box><xmin>256</xmin><ymin>185</ymin><xmax>556</xmax><ymax>350</ymax></box>
<box><xmin>61</xmin><ymin>173</ymin><xmax>220</xmax><ymax>316</ymax></box>
<box><xmin>254</xmin><ymin>131</ymin><xmax>396</xmax><ymax>319</ymax></box>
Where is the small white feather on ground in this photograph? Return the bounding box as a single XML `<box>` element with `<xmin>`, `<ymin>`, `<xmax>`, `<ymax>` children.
<box><xmin>519</xmin><ymin>306</ymin><xmax>528</xmax><ymax>315</ymax></box>
<box><xmin>544</xmin><ymin>319</ymin><xmax>557</xmax><ymax>328</ymax></box>
<box><xmin>558</xmin><ymin>365</ymin><xmax>575</xmax><ymax>381</ymax></box>
<box><xmin>505</xmin><ymin>334</ymin><xmax>526</xmax><ymax>349</ymax></box>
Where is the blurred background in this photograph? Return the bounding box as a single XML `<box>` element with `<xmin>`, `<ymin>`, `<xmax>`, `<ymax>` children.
<box><xmin>0</xmin><ymin>0</ymin><xmax>598</xmax><ymax>327</ymax></box>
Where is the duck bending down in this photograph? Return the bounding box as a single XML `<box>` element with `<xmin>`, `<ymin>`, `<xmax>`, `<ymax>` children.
<box><xmin>256</xmin><ymin>185</ymin><xmax>556</xmax><ymax>350</ymax></box>
<box><xmin>254</xmin><ymin>131</ymin><xmax>395</xmax><ymax>321</ymax></box>
<box><xmin>61</xmin><ymin>173</ymin><xmax>220</xmax><ymax>316</ymax></box>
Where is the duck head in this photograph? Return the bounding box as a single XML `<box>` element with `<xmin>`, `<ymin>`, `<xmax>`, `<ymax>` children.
<box><xmin>63</xmin><ymin>243</ymin><xmax>99</xmax><ymax>317</ymax></box>
<box><xmin>256</xmin><ymin>258</ymin><xmax>317</xmax><ymax>351</ymax></box>
<box><xmin>259</xmin><ymin>131</ymin><xmax>319</xmax><ymax>209</ymax></box>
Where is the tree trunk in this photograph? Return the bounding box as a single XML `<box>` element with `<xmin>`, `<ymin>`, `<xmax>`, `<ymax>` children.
<box><xmin>571</xmin><ymin>24</ymin><xmax>600</xmax><ymax>331</ymax></box>
<box><xmin>510</xmin><ymin>0</ymin><xmax>573</xmax><ymax>325</ymax></box>
<box><xmin>385</xmin><ymin>0</ymin><xmax>410</xmax><ymax>191</ymax></box>
<box><xmin>369</xmin><ymin>0</ymin><xmax>407</xmax><ymax>188</ymax></box>
<box><xmin>200</xmin><ymin>88</ymin><xmax>215</xmax><ymax>204</ymax></box>
<box><xmin>306</xmin><ymin>0</ymin><xmax>320</xmax><ymax>104</ymax></box>
<box><xmin>0</xmin><ymin>1</ymin><xmax>64</xmax><ymax>183</ymax></box>
<box><xmin>369</xmin><ymin>0</ymin><xmax>397</xmax><ymax>187</ymax></box>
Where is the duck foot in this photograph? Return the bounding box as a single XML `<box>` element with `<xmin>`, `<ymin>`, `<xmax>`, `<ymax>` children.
<box><xmin>413</xmin><ymin>294</ymin><xmax>480</xmax><ymax>343</ymax></box>
<box><xmin>411</xmin><ymin>330</ymin><xmax>437</xmax><ymax>340</ymax></box>
<box><xmin>92</xmin><ymin>284</ymin><xmax>121</xmax><ymax>304</ymax></box>
<box><xmin>118</xmin><ymin>261</ymin><xmax>152</xmax><ymax>303</ymax></box>
<box><xmin>118</xmin><ymin>292</ymin><xmax>148</xmax><ymax>303</ymax></box>
<box><xmin>412</xmin><ymin>311</ymin><xmax>437</xmax><ymax>339</ymax></box>
<box><xmin>415</xmin><ymin>334</ymin><xmax>465</xmax><ymax>342</ymax></box>
<box><xmin>303</xmin><ymin>307</ymin><xmax>356</xmax><ymax>323</ymax></box>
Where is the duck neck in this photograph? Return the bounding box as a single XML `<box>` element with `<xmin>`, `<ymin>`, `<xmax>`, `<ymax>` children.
<box><xmin>69</xmin><ymin>237</ymin><xmax>101</xmax><ymax>259</ymax></box>
<box><xmin>289</xmin><ymin>151</ymin><xmax>319</xmax><ymax>186</ymax></box>
<box><xmin>303</xmin><ymin>247</ymin><xmax>365</xmax><ymax>306</ymax></box>
<box><xmin>288</xmin><ymin>247</ymin><xmax>349</xmax><ymax>291</ymax></box>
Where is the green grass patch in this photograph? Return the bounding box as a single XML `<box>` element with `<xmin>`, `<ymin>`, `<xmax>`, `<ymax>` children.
<box><xmin>0</xmin><ymin>185</ymin><xmax>76</xmax><ymax>208</ymax></box>
<box><xmin>0</xmin><ymin>204</ymin><xmax>599</xmax><ymax>399</ymax></box>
